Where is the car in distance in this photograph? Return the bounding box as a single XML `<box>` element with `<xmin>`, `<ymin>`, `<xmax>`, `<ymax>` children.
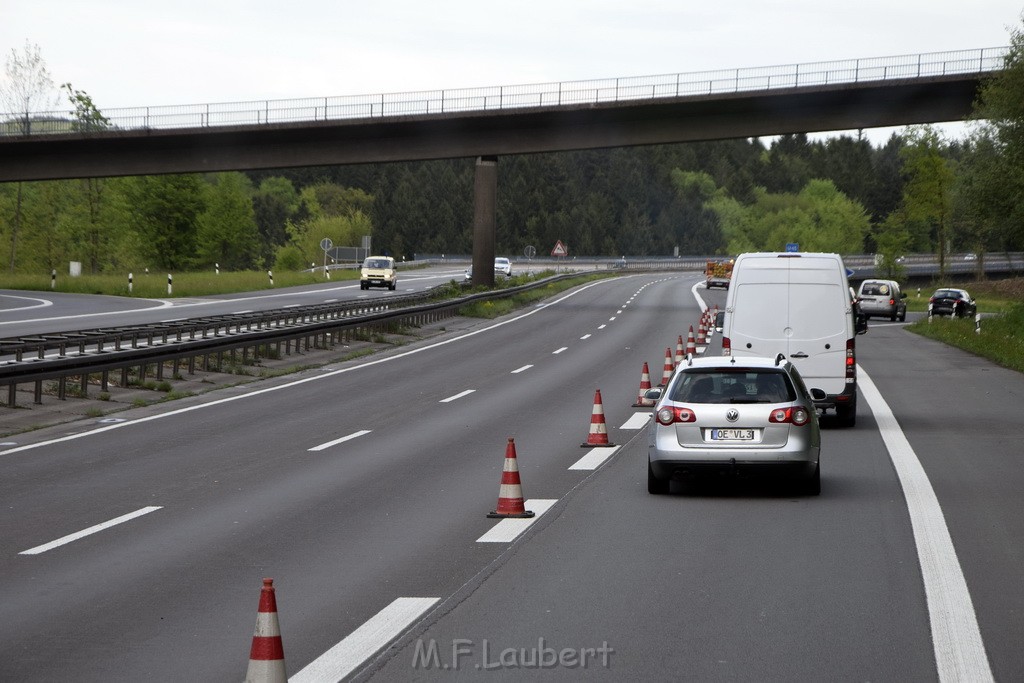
<box><xmin>646</xmin><ymin>354</ymin><xmax>822</xmax><ymax>495</ymax></box>
<box><xmin>929</xmin><ymin>288</ymin><xmax>977</xmax><ymax>318</ymax></box>
<box><xmin>856</xmin><ymin>279</ymin><xmax>907</xmax><ymax>321</ymax></box>
<box><xmin>494</xmin><ymin>257</ymin><xmax>513</xmax><ymax>277</ymax></box>
<box><xmin>360</xmin><ymin>256</ymin><xmax>397</xmax><ymax>290</ymax></box>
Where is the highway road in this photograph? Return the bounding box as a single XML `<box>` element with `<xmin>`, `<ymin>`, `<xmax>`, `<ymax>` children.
<box><xmin>1</xmin><ymin>272</ymin><xmax>1021</xmax><ymax>681</ymax></box>
<box><xmin>0</xmin><ymin>264</ymin><xmax>476</xmax><ymax>337</ymax></box>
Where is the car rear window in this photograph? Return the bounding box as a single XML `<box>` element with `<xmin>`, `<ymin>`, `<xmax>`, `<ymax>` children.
<box><xmin>670</xmin><ymin>370</ymin><xmax>795</xmax><ymax>404</ymax></box>
<box><xmin>860</xmin><ymin>282</ymin><xmax>891</xmax><ymax>296</ymax></box>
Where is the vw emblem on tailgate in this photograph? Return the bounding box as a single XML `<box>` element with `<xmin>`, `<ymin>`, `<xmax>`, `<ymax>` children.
<box><xmin>726</xmin><ymin>408</ymin><xmax>739</xmax><ymax>422</ymax></box>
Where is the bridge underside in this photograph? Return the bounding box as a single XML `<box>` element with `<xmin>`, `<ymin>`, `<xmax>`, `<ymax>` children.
<box><xmin>0</xmin><ymin>74</ymin><xmax>984</xmax><ymax>183</ymax></box>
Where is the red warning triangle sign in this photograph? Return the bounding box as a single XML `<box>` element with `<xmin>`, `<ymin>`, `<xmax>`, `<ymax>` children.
<box><xmin>551</xmin><ymin>240</ymin><xmax>568</xmax><ymax>257</ymax></box>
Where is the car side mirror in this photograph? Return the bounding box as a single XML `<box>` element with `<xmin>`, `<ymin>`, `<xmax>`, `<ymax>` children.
<box><xmin>644</xmin><ymin>388</ymin><xmax>663</xmax><ymax>401</ymax></box>
<box><xmin>809</xmin><ymin>388</ymin><xmax>827</xmax><ymax>401</ymax></box>
<box><xmin>855</xmin><ymin>313</ymin><xmax>868</xmax><ymax>335</ymax></box>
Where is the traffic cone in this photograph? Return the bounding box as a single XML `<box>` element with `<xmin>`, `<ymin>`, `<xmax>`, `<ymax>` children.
<box><xmin>659</xmin><ymin>347</ymin><xmax>674</xmax><ymax>386</ymax></box>
<box><xmin>245</xmin><ymin>578</ymin><xmax>286</xmax><ymax>683</ymax></box>
<box><xmin>582</xmin><ymin>389</ymin><xmax>616</xmax><ymax>447</ymax></box>
<box><xmin>674</xmin><ymin>335</ymin><xmax>685</xmax><ymax>367</ymax></box>
<box><xmin>488</xmin><ymin>438</ymin><xmax>535</xmax><ymax>518</ymax></box>
<box><xmin>632</xmin><ymin>362</ymin><xmax>654</xmax><ymax>407</ymax></box>
<box><xmin>685</xmin><ymin>325</ymin><xmax>697</xmax><ymax>356</ymax></box>
<box><xmin>696</xmin><ymin>316</ymin><xmax>707</xmax><ymax>345</ymax></box>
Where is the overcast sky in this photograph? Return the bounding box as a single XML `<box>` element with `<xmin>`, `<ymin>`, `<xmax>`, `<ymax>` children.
<box><xmin>2</xmin><ymin>1</ymin><xmax>1021</xmax><ymax>143</ymax></box>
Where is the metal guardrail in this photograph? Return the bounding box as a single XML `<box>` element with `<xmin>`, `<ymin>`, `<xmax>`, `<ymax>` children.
<box><xmin>0</xmin><ymin>47</ymin><xmax>1007</xmax><ymax>137</ymax></box>
<box><xmin>0</xmin><ymin>273</ymin><xmax>590</xmax><ymax>407</ymax></box>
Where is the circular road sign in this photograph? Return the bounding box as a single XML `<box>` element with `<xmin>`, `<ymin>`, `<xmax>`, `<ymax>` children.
<box><xmin>320</xmin><ymin>238</ymin><xmax>333</xmax><ymax>252</ymax></box>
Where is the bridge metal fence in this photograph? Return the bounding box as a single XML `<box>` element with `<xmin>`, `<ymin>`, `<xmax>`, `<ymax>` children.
<box><xmin>0</xmin><ymin>47</ymin><xmax>1008</xmax><ymax>137</ymax></box>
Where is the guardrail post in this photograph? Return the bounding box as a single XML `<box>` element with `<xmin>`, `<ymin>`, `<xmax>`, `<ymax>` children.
<box><xmin>34</xmin><ymin>380</ymin><xmax>43</xmax><ymax>404</ymax></box>
<box><xmin>7</xmin><ymin>383</ymin><xmax>16</xmax><ymax>407</ymax></box>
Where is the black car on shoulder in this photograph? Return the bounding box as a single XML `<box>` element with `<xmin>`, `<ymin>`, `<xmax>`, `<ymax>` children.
<box><xmin>929</xmin><ymin>288</ymin><xmax>977</xmax><ymax>318</ymax></box>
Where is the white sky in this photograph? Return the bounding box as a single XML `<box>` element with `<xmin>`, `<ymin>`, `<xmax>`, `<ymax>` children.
<box><xmin>2</xmin><ymin>1</ymin><xmax>1021</xmax><ymax>144</ymax></box>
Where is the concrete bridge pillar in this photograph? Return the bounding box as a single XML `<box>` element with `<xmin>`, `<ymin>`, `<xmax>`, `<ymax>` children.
<box><xmin>472</xmin><ymin>156</ymin><xmax>497</xmax><ymax>287</ymax></box>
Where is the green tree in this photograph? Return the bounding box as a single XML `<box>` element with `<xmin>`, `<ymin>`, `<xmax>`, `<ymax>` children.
<box><xmin>253</xmin><ymin>176</ymin><xmax>300</xmax><ymax>266</ymax></box>
<box><xmin>898</xmin><ymin>126</ymin><xmax>955</xmax><ymax>276</ymax></box>
<box><xmin>122</xmin><ymin>175</ymin><xmax>204</xmax><ymax>271</ymax></box>
<box><xmin>196</xmin><ymin>172</ymin><xmax>261</xmax><ymax>270</ymax></box>
<box><xmin>1</xmin><ymin>42</ymin><xmax>58</xmax><ymax>272</ymax></box>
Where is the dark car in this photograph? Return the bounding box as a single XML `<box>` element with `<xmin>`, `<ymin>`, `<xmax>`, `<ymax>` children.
<box><xmin>929</xmin><ymin>288</ymin><xmax>977</xmax><ymax>318</ymax></box>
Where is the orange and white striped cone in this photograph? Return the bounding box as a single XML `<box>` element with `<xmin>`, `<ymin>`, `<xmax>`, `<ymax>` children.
<box><xmin>659</xmin><ymin>347</ymin><xmax>674</xmax><ymax>386</ymax></box>
<box><xmin>245</xmin><ymin>578</ymin><xmax>286</xmax><ymax>683</ymax></box>
<box><xmin>632</xmin><ymin>362</ymin><xmax>654</xmax><ymax>407</ymax></box>
<box><xmin>488</xmin><ymin>438</ymin><xmax>535</xmax><ymax>518</ymax></box>
<box><xmin>582</xmin><ymin>389</ymin><xmax>615</xmax><ymax>447</ymax></box>
<box><xmin>685</xmin><ymin>325</ymin><xmax>697</xmax><ymax>356</ymax></box>
<box><xmin>674</xmin><ymin>335</ymin><xmax>685</xmax><ymax>367</ymax></box>
<box><xmin>696</xmin><ymin>317</ymin><xmax>707</xmax><ymax>345</ymax></box>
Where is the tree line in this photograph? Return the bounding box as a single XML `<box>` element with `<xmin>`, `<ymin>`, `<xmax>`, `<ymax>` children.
<box><xmin>3</xmin><ymin>28</ymin><xmax>1024</xmax><ymax>278</ymax></box>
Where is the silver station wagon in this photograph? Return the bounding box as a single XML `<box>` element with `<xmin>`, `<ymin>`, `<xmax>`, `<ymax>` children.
<box><xmin>646</xmin><ymin>355</ymin><xmax>822</xmax><ymax>495</ymax></box>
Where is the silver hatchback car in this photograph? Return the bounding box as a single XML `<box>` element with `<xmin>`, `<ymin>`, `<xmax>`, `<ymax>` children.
<box><xmin>647</xmin><ymin>355</ymin><xmax>822</xmax><ymax>495</ymax></box>
<box><xmin>857</xmin><ymin>279</ymin><xmax>907</xmax><ymax>321</ymax></box>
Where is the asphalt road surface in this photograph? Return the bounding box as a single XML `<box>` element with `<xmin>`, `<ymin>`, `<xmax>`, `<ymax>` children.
<box><xmin>1</xmin><ymin>273</ymin><xmax>1021</xmax><ymax>682</ymax></box>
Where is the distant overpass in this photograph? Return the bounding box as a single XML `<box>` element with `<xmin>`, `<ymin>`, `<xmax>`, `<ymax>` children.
<box><xmin>0</xmin><ymin>47</ymin><xmax>1007</xmax><ymax>286</ymax></box>
<box><xmin>0</xmin><ymin>47</ymin><xmax>1006</xmax><ymax>183</ymax></box>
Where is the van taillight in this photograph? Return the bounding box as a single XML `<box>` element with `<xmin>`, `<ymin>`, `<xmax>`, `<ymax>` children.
<box><xmin>722</xmin><ymin>336</ymin><xmax>731</xmax><ymax>356</ymax></box>
<box><xmin>846</xmin><ymin>338</ymin><xmax>856</xmax><ymax>379</ymax></box>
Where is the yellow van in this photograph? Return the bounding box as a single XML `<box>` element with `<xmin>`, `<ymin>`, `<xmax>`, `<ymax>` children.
<box><xmin>360</xmin><ymin>256</ymin><xmax>397</xmax><ymax>290</ymax></box>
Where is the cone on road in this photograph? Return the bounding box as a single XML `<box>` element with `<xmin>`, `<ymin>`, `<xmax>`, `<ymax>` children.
<box><xmin>245</xmin><ymin>578</ymin><xmax>286</xmax><ymax>683</ymax></box>
<box><xmin>696</xmin><ymin>316</ymin><xmax>707</xmax><ymax>345</ymax></box>
<box><xmin>659</xmin><ymin>347</ymin><xmax>674</xmax><ymax>386</ymax></box>
<box><xmin>685</xmin><ymin>325</ymin><xmax>697</xmax><ymax>356</ymax></box>
<box><xmin>488</xmin><ymin>438</ymin><xmax>535</xmax><ymax>518</ymax></box>
<box><xmin>632</xmin><ymin>362</ymin><xmax>655</xmax><ymax>407</ymax></box>
<box><xmin>582</xmin><ymin>389</ymin><xmax>616</xmax><ymax>447</ymax></box>
<box><xmin>674</xmin><ymin>335</ymin><xmax>685</xmax><ymax>367</ymax></box>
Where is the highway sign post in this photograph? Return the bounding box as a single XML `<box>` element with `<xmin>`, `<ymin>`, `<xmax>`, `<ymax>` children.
<box><xmin>320</xmin><ymin>238</ymin><xmax>333</xmax><ymax>278</ymax></box>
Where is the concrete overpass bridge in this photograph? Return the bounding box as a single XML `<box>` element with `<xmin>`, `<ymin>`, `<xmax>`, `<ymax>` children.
<box><xmin>0</xmin><ymin>47</ymin><xmax>1007</xmax><ymax>283</ymax></box>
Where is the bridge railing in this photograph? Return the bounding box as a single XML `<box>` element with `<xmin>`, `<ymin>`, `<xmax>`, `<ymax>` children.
<box><xmin>0</xmin><ymin>47</ymin><xmax>1008</xmax><ymax>137</ymax></box>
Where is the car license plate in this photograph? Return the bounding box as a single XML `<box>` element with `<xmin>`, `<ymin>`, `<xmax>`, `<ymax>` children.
<box><xmin>711</xmin><ymin>428</ymin><xmax>755</xmax><ymax>441</ymax></box>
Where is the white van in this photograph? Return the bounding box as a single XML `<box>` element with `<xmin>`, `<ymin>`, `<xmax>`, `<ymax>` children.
<box><xmin>721</xmin><ymin>252</ymin><xmax>867</xmax><ymax>427</ymax></box>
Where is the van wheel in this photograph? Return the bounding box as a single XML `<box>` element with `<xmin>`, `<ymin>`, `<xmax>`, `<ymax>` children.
<box><xmin>647</xmin><ymin>463</ymin><xmax>669</xmax><ymax>495</ymax></box>
<box><xmin>836</xmin><ymin>404</ymin><xmax>856</xmax><ymax>428</ymax></box>
<box><xmin>899</xmin><ymin>310</ymin><xmax>906</xmax><ymax>322</ymax></box>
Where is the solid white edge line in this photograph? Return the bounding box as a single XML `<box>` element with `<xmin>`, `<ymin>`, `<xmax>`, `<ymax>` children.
<box><xmin>511</xmin><ymin>365</ymin><xmax>533</xmax><ymax>374</ymax></box>
<box><xmin>20</xmin><ymin>506</ymin><xmax>163</xmax><ymax>555</ymax></box>
<box><xmin>290</xmin><ymin>597</ymin><xmax>440</xmax><ymax>683</ymax></box>
<box><xmin>476</xmin><ymin>499</ymin><xmax>557</xmax><ymax>543</ymax></box>
<box><xmin>308</xmin><ymin>429</ymin><xmax>372</xmax><ymax>452</ymax></box>
<box><xmin>859</xmin><ymin>368</ymin><xmax>993</xmax><ymax>682</ymax></box>
<box><xmin>0</xmin><ymin>279</ymin><xmax>619</xmax><ymax>458</ymax></box>
<box><xmin>440</xmin><ymin>389</ymin><xmax>476</xmax><ymax>403</ymax></box>
<box><xmin>569</xmin><ymin>446</ymin><xmax>620</xmax><ymax>471</ymax></box>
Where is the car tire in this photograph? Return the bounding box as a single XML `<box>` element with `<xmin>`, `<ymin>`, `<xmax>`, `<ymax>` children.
<box><xmin>899</xmin><ymin>310</ymin><xmax>906</xmax><ymax>322</ymax></box>
<box><xmin>801</xmin><ymin>463</ymin><xmax>821</xmax><ymax>496</ymax></box>
<box><xmin>389</xmin><ymin>282</ymin><xmax>396</xmax><ymax>291</ymax></box>
<box><xmin>890</xmin><ymin>312</ymin><xmax>897</xmax><ymax>321</ymax></box>
<box><xmin>647</xmin><ymin>463</ymin><xmax>669</xmax><ymax>495</ymax></box>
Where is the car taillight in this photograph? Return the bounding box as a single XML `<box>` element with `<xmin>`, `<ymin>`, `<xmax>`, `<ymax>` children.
<box><xmin>769</xmin><ymin>407</ymin><xmax>810</xmax><ymax>425</ymax></box>
<box><xmin>722</xmin><ymin>336</ymin><xmax>731</xmax><ymax>356</ymax></box>
<box><xmin>888</xmin><ymin>298</ymin><xmax>895</xmax><ymax>306</ymax></box>
<box><xmin>656</xmin><ymin>406</ymin><xmax>696</xmax><ymax>425</ymax></box>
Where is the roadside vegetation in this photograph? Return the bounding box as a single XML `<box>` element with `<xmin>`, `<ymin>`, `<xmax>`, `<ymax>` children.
<box><xmin>906</xmin><ymin>277</ymin><xmax>1024</xmax><ymax>373</ymax></box>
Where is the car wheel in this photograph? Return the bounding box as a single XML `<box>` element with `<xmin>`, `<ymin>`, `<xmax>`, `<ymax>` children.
<box><xmin>890</xmin><ymin>312</ymin><xmax>897</xmax><ymax>322</ymax></box>
<box><xmin>899</xmin><ymin>310</ymin><xmax>906</xmax><ymax>322</ymax></box>
<box><xmin>647</xmin><ymin>463</ymin><xmax>669</xmax><ymax>495</ymax></box>
<box><xmin>801</xmin><ymin>463</ymin><xmax>821</xmax><ymax>496</ymax></box>
<box><xmin>389</xmin><ymin>282</ymin><xmax>396</xmax><ymax>291</ymax></box>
